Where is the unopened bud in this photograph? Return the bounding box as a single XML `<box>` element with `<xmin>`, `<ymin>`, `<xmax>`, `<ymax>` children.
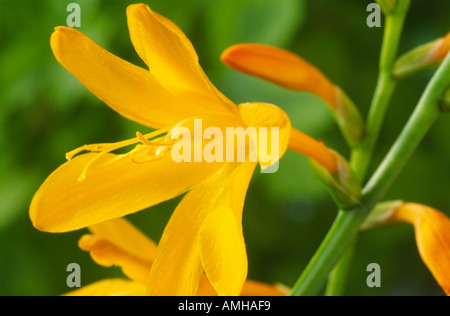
<box><xmin>394</xmin><ymin>33</ymin><xmax>450</xmax><ymax>79</ymax></box>
<box><xmin>309</xmin><ymin>152</ymin><xmax>362</xmax><ymax>209</ymax></box>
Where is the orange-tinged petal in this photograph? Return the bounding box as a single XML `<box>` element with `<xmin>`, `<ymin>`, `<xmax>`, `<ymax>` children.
<box><xmin>30</xmin><ymin>150</ymin><xmax>225</xmax><ymax>233</ymax></box>
<box><xmin>221</xmin><ymin>43</ymin><xmax>338</xmax><ymax>108</ymax></box>
<box><xmin>126</xmin><ymin>4</ymin><xmax>238</xmax><ymax>116</ymax></box>
<box><xmin>288</xmin><ymin>128</ymin><xmax>338</xmax><ymax>174</ymax></box>
<box><xmin>199</xmin><ymin>207</ymin><xmax>247</xmax><ymax>296</ymax></box>
<box><xmin>64</xmin><ymin>279</ymin><xmax>146</xmax><ymax>296</ymax></box>
<box><xmin>147</xmin><ymin>162</ymin><xmax>256</xmax><ymax>296</ymax></box>
<box><xmin>389</xmin><ymin>203</ymin><xmax>450</xmax><ymax>295</ymax></box>
<box><xmin>51</xmin><ymin>27</ymin><xmax>232</xmax><ymax>130</ymax></box>
<box><xmin>238</xmin><ymin>102</ymin><xmax>291</xmax><ymax>169</ymax></box>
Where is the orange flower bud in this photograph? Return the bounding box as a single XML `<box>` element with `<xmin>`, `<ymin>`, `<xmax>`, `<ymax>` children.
<box><xmin>221</xmin><ymin>43</ymin><xmax>337</xmax><ymax>108</ymax></box>
<box><xmin>434</xmin><ymin>33</ymin><xmax>450</xmax><ymax>62</ymax></box>
<box><xmin>221</xmin><ymin>43</ymin><xmax>365</xmax><ymax>147</ymax></box>
<box><xmin>394</xmin><ymin>33</ymin><xmax>450</xmax><ymax>79</ymax></box>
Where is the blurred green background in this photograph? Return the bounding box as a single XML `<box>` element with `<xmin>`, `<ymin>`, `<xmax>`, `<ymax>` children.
<box><xmin>0</xmin><ymin>0</ymin><xmax>449</xmax><ymax>296</ymax></box>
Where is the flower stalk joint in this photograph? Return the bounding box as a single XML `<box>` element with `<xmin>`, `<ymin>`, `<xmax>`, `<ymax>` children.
<box><xmin>309</xmin><ymin>153</ymin><xmax>362</xmax><ymax>209</ymax></box>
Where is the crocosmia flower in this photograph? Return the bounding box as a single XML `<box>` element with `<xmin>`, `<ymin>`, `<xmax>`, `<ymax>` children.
<box><xmin>30</xmin><ymin>4</ymin><xmax>338</xmax><ymax>295</ymax></box>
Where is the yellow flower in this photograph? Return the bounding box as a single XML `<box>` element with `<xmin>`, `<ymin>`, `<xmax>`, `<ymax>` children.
<box><xmin>387</xmin><ymin>203</ymin><xmax>450</xmax><ymax>295</ymax></box>
<box><xmin>30</xmin><ymin>4</ymin><xmax>338</xmax><ymax>295</ymax></box>
<box><xmin>65</xmin><ymin>218</ymin><xmax>287</xmax><ymax>296</ymax></box>
<box><xmin>221</xmin><ymin>43</ymin><xmax>365</xmax><ymax>147</ymax></box>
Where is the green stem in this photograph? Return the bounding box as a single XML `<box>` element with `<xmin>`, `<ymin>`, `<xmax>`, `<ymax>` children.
<box><xmin>290</xmin><ymin>50</ymin><xmax>450</xmax><ymax>296</ymax></box>
<box><xmin>351</xmin><ymin>0</ymin><xmax>410</xmax><ymax>180</ymax></box>
<box><xmin>324</xmin><ymin>239</ymin><xmax>357</xmax><ymax>296</ymax></box>
<box><xmin>350</xmin><ymin>76</ymin><xmax>396</xmax><ymax>178</ymax></box>
<box><xmin>324</xmin><ymin>0</ymin><xmax>410</xmax><ymax>295</ymax></box>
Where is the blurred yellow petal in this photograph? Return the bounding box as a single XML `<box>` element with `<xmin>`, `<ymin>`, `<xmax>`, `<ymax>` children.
<box><xmin>288</xmin><ymin>128</ymin><xmax>338</xmax><ymax>174</ymax></box>
<box><xmin>30</xmin><ymin>150</ymin><xmax>224</xmax><ymax>232</ymax></box>
<box><xmin>199</xmin><ymin>207</ymin><xmax>247</xmax><ymax>296</ymax></box>
<box><xmin>79</xmin><ymin>235</ymin><xmax>151</xmax><ymax>284</ymax></box>
<box><xmin>126</xmin><ymin>4</ymin><xmax>238</xmax><ymax>116</ymax></box>
<box><xmin>78</xmin><ymin>218</ymin><xmax>157</xmax><ymax>284</ymax></box>
<box><xmin>389</xmin><ymin>203</ymin><xmax>450</xmax><ymax>295</ymax></box>
<box><xmin>51</xmin><ymin>27</ymin><xmax>224</xmax><ymax>130</ymax></box>
<box><xmin>148</xmin><ymin>162</ymin><xmax>256</xmax><ymax>296</ymax></box>
<box><xmin>88</xmin><ymin>217</ymin><xmax>157</xmax><ymax>261</ymax></box>
<box><xmin>64</xmin><ymin>279</ymin><xmax>146</xmax><ymax>296</ymax></box>
<box><xmin>221</xmin><ymin>43</ymin><xmax>337</xmax><ymax>108</ymax></box>
<box><xmin>238</xmin><ymin>102</ymin><xmax>291</xmax><ymax>168</ymax></box>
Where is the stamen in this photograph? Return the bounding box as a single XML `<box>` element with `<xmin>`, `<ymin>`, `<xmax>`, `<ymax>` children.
<box><xmin>130</xmin><ymin>147</ymin><xmax>170</xmax><ymax>164</ymax></box>
<box><xmin>136</xmin><ymin>132</ymin><xmax>178</xmax><ymax>147</ymax></box>
<box><xmin>69</xmin><ymin>128</ymin><xmax>174</xmax><ymax>182</ymax></box>
<box><xmin>66</xmin><ymin>144</ymin><xmax>112</xmax><ymax>161</ymax></box>
<box><xmin>67</xmin><ymin>128</ymin><xmax>171</xmax><ymax>161</ymax></box>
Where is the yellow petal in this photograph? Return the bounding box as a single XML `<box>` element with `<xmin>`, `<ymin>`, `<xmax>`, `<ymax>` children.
<box><xmin>390</xmin><ymin>203</ymin><xmax>450</xmax><ymax>295</ymax></box>
<box><xmin>64</xmin><ymin>279</ymin><xmax>146</xmax><ymax>296</ymax></box>
<box><xmin>78</xmin><ymin>218</ymin><xmax>157</xmax><ymax>284</ymax></box>
<box><xmin>88</xmin><ymin>217</ymin><xmax>158</xmax><ymax>262</ymax></box>
<box><xmin>147</xmin><ymin>162</ymin><xmax>256</xmax><ymax>296</ymax></box>
<box><xmin>51</xmin><ymin>27</ymin><xmax>231</xmax><ymax>130</ymax></box>
<box><xmin>221</xmin><ymin>43</ymin><xmax>337</xmax><ymax>108</ymax></box>
<box><xmin>198</xmin><ymin>207</ymin><xmax>247</xmax><ymax>296</ymax></box>
<box><xmin>126</xmin><ymin>4</ymin><xmax>238</xmax><ymax>116</ymax></box>
<box><xmin>288</xmin><ymin>128</ymin><xmax>338</xmax><ymax>174</ymax></box>
<box><xmin>195</xmin><ymin>274</ymin><xmax>217</xmax><ymax>296</ymax></box>
<box><xmin>238</xmin><ymin>102</ymin><xmax>291</xmax><ymax>169</ymax></box>
<box><xmin>79</xmin><ymin>235</ymin><xmax>151</xmax><ymax>284</ymax></box>
<box><xmin>30</xmin><ymin>150</ymin><xmax>224</xmax><ymax>232</ymax></box>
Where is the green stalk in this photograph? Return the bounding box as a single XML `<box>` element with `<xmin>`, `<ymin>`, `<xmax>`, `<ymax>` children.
<box><xmin>290</xmin><ymin>50</ymin><xmax>450</xmax><ymax>296</ymax></box>
<box><xmin>324</xmin><ymin>0</ymin><xmax>410</xmax><ymax>295</ymax></box>
<box><xmin>351</xmin><ymin>0</ymin><xmax>410</xmax><ymax>180</ymax></box>
<box><xmin>324</xmin><ymin>239</ymin><xmax>357</xmax><ymax>296</ymax></box>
